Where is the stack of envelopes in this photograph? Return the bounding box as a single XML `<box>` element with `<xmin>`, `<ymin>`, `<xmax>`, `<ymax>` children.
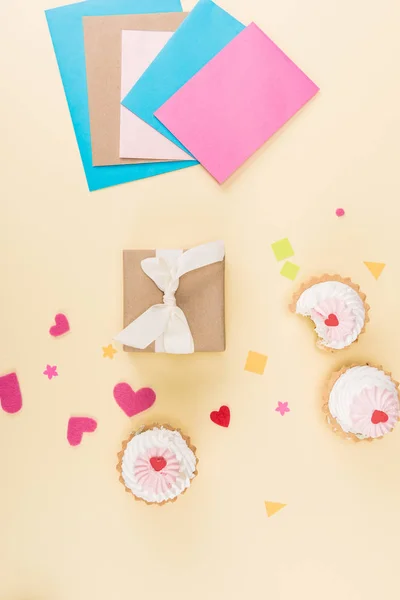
<box><xmin>46</xmin><ymin>0</ymin><xmax>319</xmax><ymax>192</ymax></box>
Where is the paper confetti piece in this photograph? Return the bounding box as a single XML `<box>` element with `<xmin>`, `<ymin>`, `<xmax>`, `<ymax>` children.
<box><xmin>113</xmin><ymin>383</ymin><xmax>156</xmax><ymax>417</ymax></box>
<box><xmin>103</xmin><ymin>344</ymin><xmax>117</xmax><ymax>359</ymax></box>
<box><xmin>280</xmin><ymin>261</ymin><xmax>300</xmax><ymax>280</ymax></box>
<box><xmin>210</xmin><ymin>405</ymin><xmax>230</xmax><ymax>427</ymax></box>
<box><xmin>43</xmin><ymin>365</ymin><xmax>58</xmax><ymax>380</ymax></box>
<box><xmin>245</xmin><ymin>351</ymin><xmax>268</xmax><ymax>375</ymax></box>
<box><xmin>271</xmin><ymin>238</ymin><xmax>294</xmax><ymax>262</ymax></box>
<box><xmin>336</xmin><ymin>208</ymin><xmax>345</xmax><ymax>217</ymax></box>
<box><xmin>265</xmin><ymin>501</ymin><xmax>286</xmax><ymax>518</ymax></box>
<box><xmin>49</xmin><ymin>313</ymin><xmax>70</xmax><ymax>337</ymax></box>
<box><xmin>0</xmin><ymin>372</ymin><xmax>23</xmax><ymax>414</ymax></box>
<box><xmin>364</xmin><ymin>262</ymin><xmax>386</xmax><ymax>280</ymax></box>
<box><xmin>275</xmin><ymin>401</ymin><xmax>290</xmax><ymax>416</ymax></box>
<box><xmin>67</xmin><ymin>417</ymin><xmax>97</xmax><ymax>446</ymax></box>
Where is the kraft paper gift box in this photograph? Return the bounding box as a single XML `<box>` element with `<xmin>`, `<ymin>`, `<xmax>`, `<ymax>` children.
<box><xmin>115</xmin><ymin>241</ymin><xmax>226</xmax><ymax>353</ymax></box>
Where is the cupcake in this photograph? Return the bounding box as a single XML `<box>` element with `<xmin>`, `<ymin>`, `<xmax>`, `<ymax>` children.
<box><xmin>117</xmin><ymin>424</ymin><xmax>198</xmax><ymax>505</ymax></box>
<box><xmin>323</xmin><ymin>365</ymin><xmax>400</xmax><ymax>441</ymax></box>
<box><xmin>290</xmin><ymin>275</ymin><xmax>369</xmax><ymax>351</ymax></box>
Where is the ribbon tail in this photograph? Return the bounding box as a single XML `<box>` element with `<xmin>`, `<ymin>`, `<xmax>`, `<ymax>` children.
<box><xmin>163</xmin><ymin>307</ymin><xmax>194</xmax><ymax>354</ymax></box>
<box><xmin>114</xmin><ymin>305</ymin><xmax>170</xmax><ymax>349</ymax></box>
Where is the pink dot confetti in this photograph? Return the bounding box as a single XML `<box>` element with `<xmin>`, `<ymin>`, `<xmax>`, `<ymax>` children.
<box><xmin>336</xmin><ymin>208</ymin><xmax>345</xmax><ymax>217</ymax></box>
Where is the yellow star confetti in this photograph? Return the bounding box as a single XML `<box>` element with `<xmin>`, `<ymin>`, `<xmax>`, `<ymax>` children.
<box><xmin>102</xmin><ymin>344</ymin><xmax>117</xmax><ymax>359</ymax></box>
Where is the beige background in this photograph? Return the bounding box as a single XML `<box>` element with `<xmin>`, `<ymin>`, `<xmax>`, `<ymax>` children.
<box><xmin>1</xmin><ymin>0</ymin><xmax>400</xmax><ymax>599</ymax></box>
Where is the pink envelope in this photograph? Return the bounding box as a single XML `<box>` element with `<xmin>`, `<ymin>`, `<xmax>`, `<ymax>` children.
<box><xmin>155</xmin><ymin>23</ymin><xmax>319</xmax><ymax>183</ymax></box>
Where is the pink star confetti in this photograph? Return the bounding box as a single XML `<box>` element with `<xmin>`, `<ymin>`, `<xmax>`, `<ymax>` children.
<box><xmin>43</xmin><ymin>365</ymin><xmax>58</xmax><ymax>380</ymax></box>
<box><xmin>275</xmin><ymin>401</ymin><xmax>290</xmax><ymax>416</ymax></box>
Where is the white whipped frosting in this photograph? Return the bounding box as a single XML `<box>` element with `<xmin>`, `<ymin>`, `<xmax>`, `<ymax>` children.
<box><xmin>296</xmin><ymin>280</ymin><xmax>365</xmax><ymax>349</ymax></box>
<box><xmin>328</xmin><ymin>366</ymin><xmax>398</xmax><ymax>436</ymax></box>
<box><xmin>121</xmin><ymin>427</ymin><xmax>197</xmax><ymax>504</ymax></box>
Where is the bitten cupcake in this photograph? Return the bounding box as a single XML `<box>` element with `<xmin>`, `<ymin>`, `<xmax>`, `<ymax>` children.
<box><xmin>323</xmin><ymin>365</ymin><xmax>400</xmax><ymax>441</ymax></box>
<box><xmin>117</xmin><ymin>424</ymin><xmax>198</xmax><ymax>505</ymax></box>
<box><xmin>290</xmin><ymin>275</ymin><xmax>369</xmax><ymax>351</ymax></box>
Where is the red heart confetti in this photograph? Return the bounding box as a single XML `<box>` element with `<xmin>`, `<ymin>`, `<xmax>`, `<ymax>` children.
<box><xmin>210</xmin><ymin>405</ymin><xmax>230</xmax><ymax>428</ymax></box>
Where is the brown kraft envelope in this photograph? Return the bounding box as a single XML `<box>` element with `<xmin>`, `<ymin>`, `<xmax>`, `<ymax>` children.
<box><xmin>123</xmin><ymin>250</ymin><xmax>226</xmax><ymax>352</ymax></box>
<box><xmin>83</xmin><ymin>13</ymin><xmax>187</xmax><ymax>167</ymax></box>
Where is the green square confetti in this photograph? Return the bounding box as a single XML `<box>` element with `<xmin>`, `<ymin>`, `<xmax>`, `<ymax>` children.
<box><xmin>271</xmin><ymin>238</ymin><xmax>294</xmax><ymax>262</ymax></box>
<box><xmin>280</xmin><ymin>261</ymin><xmax>300</xmax><ymax>281</ymax></box>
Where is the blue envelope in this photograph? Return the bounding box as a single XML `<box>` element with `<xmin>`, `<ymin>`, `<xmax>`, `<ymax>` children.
<box><xmin>45</xmin><ymin>0</ymin><xmax>194</xmax><ymax>192</ymax></box>
<box><xmin>122</xmin><ymin>0</ymin><xmax>244</xmax><ymax>155</ymax></box>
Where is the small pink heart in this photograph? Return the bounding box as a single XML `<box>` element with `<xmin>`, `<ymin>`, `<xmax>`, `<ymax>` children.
<box><xmin>50</xmin><ymin>313</ymin><xmax>70</xmax><ymax>337</ymax></box>
<box><xmin>113</xmin><ymin>383</ymin><xmax>156</xmax><ymax>417</ymax></box>
<box><xmin>67</xmin><ymin>417</ymin><xmax>97</xmax><ymax>446</ymax></box>
<box><xmin>0</xmin><ymin>372</ymin><xmax>22</xmax><ymax>414</ymax></box>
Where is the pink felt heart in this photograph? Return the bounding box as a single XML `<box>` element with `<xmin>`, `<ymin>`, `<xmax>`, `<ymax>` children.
<box><xmin>67</xmin><ymin>417</ymin><xmax>97</xmax><ymax>446</ymax></box>
<box><xmin>50</xmin><ymin>313</ymin><xmax>70</xmax><ymax>337</ymax></box>
<box><xmin>0</xmin><ymin>372</ymin><xmax>23</xmax><ymax>414</ymax></box>
<box><xmin>113</xmin><ymin>383</ymin><xmax>156</xmax><ymax>417</ymax></box>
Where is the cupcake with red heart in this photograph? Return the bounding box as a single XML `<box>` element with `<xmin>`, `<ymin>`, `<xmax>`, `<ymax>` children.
<box><xmin>323</xmin><ymin>365</ymin><xmax>400</xmax><ymax>441</ymax></box>
<box><xmin>290</xmin><ymin>275</ymin><xmax>369</xmax><ymax>351</ymax></box>
<box><xmin>117</xmin><ymin>424</ymin><xmax>198</xmax><ymax>505</ymax></box>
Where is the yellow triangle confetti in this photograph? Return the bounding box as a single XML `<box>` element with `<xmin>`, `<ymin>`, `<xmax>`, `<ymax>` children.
<box><xmin>265</xmin><ymin>501</ymin><xmax>286</xmax><ymax>518</ymax></box>
<box><xmin>364</xmin><ymin>262</ymin><xmax>386</xmax><ymax>280</ymax></box>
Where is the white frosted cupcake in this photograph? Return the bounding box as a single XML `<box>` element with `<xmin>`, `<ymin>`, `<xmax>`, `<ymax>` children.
<box><xmin>323</xmin><ymin>365</ymin><xmax>400</xmax><ymax>441</ymax></box>
<box><xmin>290</xmin><ymin>275</ymin><xmax>369</xmax><ymax>351</ymax></box>
<box><xmin>117</xmin><ymin>424</ymin><xmax>198</xmax><ymax>505</ymax></box>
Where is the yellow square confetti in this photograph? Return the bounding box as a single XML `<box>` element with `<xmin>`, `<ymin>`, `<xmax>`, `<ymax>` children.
<box><xmin>280</xmin><ymin>261</ymin><xmax>300</xmax><ymax>281</ymax></box>
<box><xmin>271</xmin><ymin>238</ymin><xmax>294</xmax><ymax>262</ymax></box>
<box><xmin>245</xmin><ymin>351</ymin><xmax>268</xmax><ymax>375</ymax></box>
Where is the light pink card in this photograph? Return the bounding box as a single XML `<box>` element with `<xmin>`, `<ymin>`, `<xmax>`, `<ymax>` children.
<box><xmin>155</xmin><ymin>23</ymin><xmax>319</xmax><ymax>183</ymax></box>
<box><xmin>120</xmin><ymin>30</ymin><xmax>191</xmax><ymax>161</ymax></box>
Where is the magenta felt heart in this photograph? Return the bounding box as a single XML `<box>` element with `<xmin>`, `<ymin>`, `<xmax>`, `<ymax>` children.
<box><xmin>113</xmin><ymin>383</ymin><xmax>156</xmax><ymax>417</ymax></box>
<box><xmin>67</xmin><ymin>417</ymin><xmax>97</xmax><ymax>446</ymax></box>
<box><xmin>0</xmin><ymin>372</ymin><xmax>22</xmax><ymax>414</ymax></box>
<box><xmin>50</xmin><ymin>313</ymin><xmax>70</xmax><ymax>337</ymax></box>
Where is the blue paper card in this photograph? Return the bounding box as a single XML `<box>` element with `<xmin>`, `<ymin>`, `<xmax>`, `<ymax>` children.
<box><xmin>45</xmin><ymin>0</ymin><xmax>194</xmax><ymax>192</ymax></box>
<box><xmin>122</xmin><ymin>0</ymin><xmax>244</xmax><ymax>154</ymax></box>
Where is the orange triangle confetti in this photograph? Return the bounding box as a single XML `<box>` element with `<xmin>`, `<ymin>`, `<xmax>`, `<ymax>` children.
<box><xmin>364</xmin><ymin>262</ymin><xmax>386</xmax><ymax>280</ymax></box>
<box><xmin>265</xmin><ymin>501</ymin><xmax>286</xmax><ymax>517</ymax></box>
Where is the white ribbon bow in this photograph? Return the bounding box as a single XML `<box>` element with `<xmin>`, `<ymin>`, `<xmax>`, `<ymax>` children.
<box><xmin>115</xmin><ymin>241</ymin><xmax>225</xmax><ymax>354</ymax></box>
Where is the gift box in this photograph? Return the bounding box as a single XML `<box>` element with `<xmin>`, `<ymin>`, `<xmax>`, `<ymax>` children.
<box><xmin>115</xmin><ymin>241</ymin><xmax>225</xmax><ymax>353</ymax></box>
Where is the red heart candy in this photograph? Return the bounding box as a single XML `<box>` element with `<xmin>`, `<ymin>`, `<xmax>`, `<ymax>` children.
<box><xmin>113</xmin><ymin>383</ymin><xmax>156</xmax><ymax>417</ymax></box>
<box><xmin>50</xmin><ymin>313</ymin><xmax>70</xmax><ymax>337</ymax></box>
<box><xmin>210</xmin><ymin>405</ymin><xmax>230</xmax><ymax>428</ymax></box>
<box><xmin>325</xmin><ymin>313</ymin><xmax>339</xmax><ymax>327</ymax></box>
<box><xmin>150</xmin><ymin>456</ymin><xmax>167</xmax><ymax>472</ymax></box>
<box><xmin>371</xmin><ymin>410</ymin><xmax>389</xmax><ymax>424</ymax></box>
